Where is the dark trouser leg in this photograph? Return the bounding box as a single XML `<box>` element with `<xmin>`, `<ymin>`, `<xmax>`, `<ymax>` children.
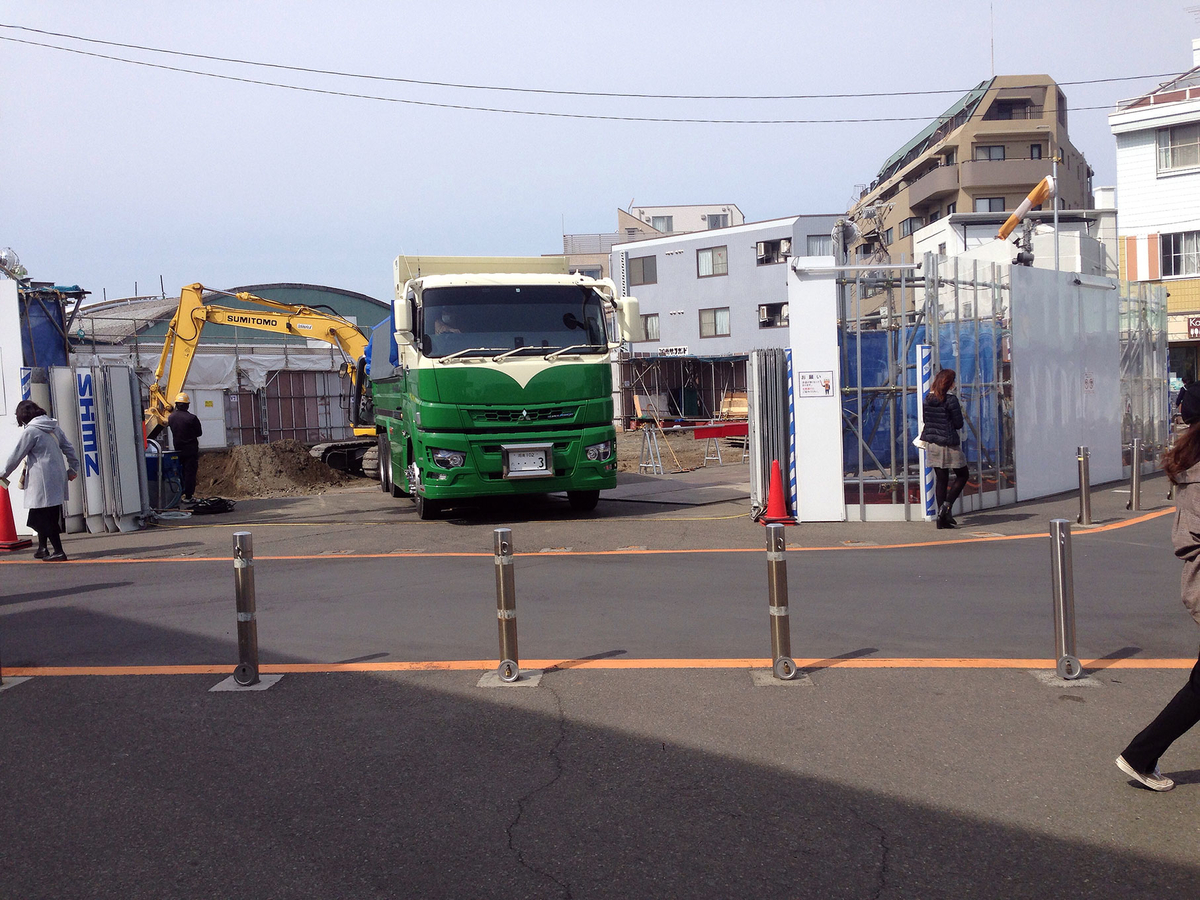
<box><xmin>934</xmin><ymin>467</ymin><xmax>949</xmax><ymax>507</ymax></box>
<box><xmin>1121</xmin><ymin>648</ymin><xmax>1200</xmax><ymax>772</ymax></box>
<box><xmin>945</xmin><ymin>466</ymin><xmax>970</xmax><ymax>507</ymax></box>
<box><xmin>180</xmin><ymin>452</ymin><xmax>199</xmax><ymax>499</ymax></box>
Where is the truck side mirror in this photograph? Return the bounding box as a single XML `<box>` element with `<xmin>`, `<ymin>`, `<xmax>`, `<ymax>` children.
<box><xmin>613</xmin><ymin>296</ymin><xmax>644</xmax><ymax>344</ymax></box>
<box><xmin>393</xmin><ymin>297</ymin><xmax>413</xmax><ymax>341</ymax></box>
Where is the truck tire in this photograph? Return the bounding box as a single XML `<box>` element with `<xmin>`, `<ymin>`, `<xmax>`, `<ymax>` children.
<box><xmin>567</xmin><ymin>490</ymin><xmax>600</xmax><ymax>512</ymax></box>
<box><xmin>414</xmin><ymin>493</ymin><xmax>442</xmax><ymax>520</ymax></box>
<box><xmin>377</xmin><ymin>438</ymin><xmax>392</xmax><ymax>493</ymax></box>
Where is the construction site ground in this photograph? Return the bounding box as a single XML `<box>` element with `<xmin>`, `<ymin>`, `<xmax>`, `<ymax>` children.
<box><xmin>3</xmin><ymin>466</ymin><xmax>1198</xmax><ymax>897</ymax></box>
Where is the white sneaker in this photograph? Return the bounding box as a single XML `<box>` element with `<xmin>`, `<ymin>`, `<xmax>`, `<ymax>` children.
<box><xmin>1116</xmin><ymin>755</ymin><xmax>1175</xmax><ymax>791</ymax></box>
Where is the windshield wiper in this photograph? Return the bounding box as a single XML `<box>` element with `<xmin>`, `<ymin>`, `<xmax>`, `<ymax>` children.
<box><xmin>438</xmin><ymin>347</ymin><xmax>505</xmax><ymax>363</ymax></box>
<box><xmin>544</xmin><ymin>343</ymin><xmax>606</xmax><ymax>359</ymax></box>
<box><xmin>492</xmin><ymin>346</ymin><xmax>545</xmax><ymax>362</ymax></box>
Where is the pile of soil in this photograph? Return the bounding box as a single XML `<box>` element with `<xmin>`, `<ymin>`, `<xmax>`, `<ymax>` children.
<box><xmin>196</xmin><ymin>440</ymin><xmax>350</xmax><ymax>499</ymax></box>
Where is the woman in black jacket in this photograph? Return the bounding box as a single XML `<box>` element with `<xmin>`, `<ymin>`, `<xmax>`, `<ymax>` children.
<box><xmin>920</xmin><ymin>368</ymin><xmax>969</xmax><ymax>529</ymax></box>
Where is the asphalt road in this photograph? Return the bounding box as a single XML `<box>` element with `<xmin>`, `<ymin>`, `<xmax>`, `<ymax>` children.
<box><xmin>3</xmin><ymin>470</ymin><xmax>1199</xmax><ymax>898</ymax></box>
<box><xmin>0</xmin><ymin>502</ymin><xmax>1190</xmax><ymax>668</ymax></box>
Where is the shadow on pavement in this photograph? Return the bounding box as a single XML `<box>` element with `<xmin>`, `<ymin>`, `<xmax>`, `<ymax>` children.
<box><xmin>0</xmin><ymin>671</ymin><xmax>1196</xmax><ymax>898</ymax></box>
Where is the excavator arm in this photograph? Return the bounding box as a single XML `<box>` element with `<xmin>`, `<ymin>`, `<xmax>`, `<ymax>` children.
<box><xmin>145</xmin><ymin>283</ymin><xmax>371</xmax><ymax>437</ymax></box>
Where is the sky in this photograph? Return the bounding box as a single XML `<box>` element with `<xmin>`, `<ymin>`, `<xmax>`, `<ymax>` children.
<box><xmin>1</xmin><ymin>1</ymin><xmax>1197</xmax><ymax>305</ymax></box>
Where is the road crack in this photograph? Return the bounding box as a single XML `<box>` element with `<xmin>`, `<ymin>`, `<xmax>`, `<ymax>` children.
<box><xmin>504</xmin><ymin>676</ymin><xmax>572</xmax><ymax>899</ymax></box>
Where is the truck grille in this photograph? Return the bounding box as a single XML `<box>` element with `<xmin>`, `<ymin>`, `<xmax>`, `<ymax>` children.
<box><xmin>469</xmin><ymin>406</ymin><xmax>578</xmax><ymax>425</ymax></box>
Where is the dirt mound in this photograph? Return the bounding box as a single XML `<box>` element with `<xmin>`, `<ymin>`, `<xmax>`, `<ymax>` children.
<box><xmin>196</xmin><ymin>440</ymin><xmax>350</xmax><ymax>499</ymax></box>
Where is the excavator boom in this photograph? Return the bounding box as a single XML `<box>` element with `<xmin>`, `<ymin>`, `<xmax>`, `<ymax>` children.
<box><xmin>144</xmin><ymin>283</ymin><xmax>371</xmax><ymax>439</ymax></box>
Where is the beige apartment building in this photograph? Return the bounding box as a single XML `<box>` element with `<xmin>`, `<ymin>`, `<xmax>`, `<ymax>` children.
<box><xmin>848</xmin><ymin>75</ymin><xmax>1093</xmax><ymax>262</ymax></box>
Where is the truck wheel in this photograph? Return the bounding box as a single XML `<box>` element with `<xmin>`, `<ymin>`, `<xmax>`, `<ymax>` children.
<box><xmin>414</xmin><ymin>494</ymin><xmax>442</xmax><ymax>520</ymax></box>
<box><xmin>567</xmin><ymin>490</ymin><xmax>600</xmax><ymax>512</ymax></box>
<box><xmin>377</xmin><ymin>438</ymin><xmax>392</xmax><ymax>493</ymax></box>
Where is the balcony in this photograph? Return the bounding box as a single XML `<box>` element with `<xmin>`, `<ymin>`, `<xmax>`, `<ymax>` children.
<box><xmin>960</xmin><ymin>158</ymin><xmax>1051</xmax><ymax>190</ymax></box>
<box><xmin>906</xmin><ymin>165</ymin><xmax>960</xmax><ymax>206</ymax></box>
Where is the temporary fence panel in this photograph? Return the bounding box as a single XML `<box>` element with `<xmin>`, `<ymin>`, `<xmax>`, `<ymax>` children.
<box><xmin>747</xmin><ymin>348</ymin><xmax>791</xmax><ymax>519</ymax></box>
<box><xmin>1118</xmin><ymin>279</ymin><xmax>1169</xmax><ymax>473</ymax></box>
<box><xmin>49</xmin><ymin>366</ymin><xmax>87</xmax><ymax>533</ymax></box>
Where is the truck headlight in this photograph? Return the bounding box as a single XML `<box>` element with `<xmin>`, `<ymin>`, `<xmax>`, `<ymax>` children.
<box><xmin>432</xmin><ymin>448</ymin><xmax>466</xmax><ymax>469</ymax></box>
<box><xmin>584</xmin><ymin>440</ymin><xmax>612</xmax><ymax>461</ymax></box>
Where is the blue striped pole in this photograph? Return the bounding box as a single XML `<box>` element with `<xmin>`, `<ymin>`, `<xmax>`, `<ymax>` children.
<box><xmin>19</xmin><ymin>367</ymin><xmax>31</xmax><ymax>401</ymax></box>
<box><xmin>916</xmin><ymin>345</ymin><xmax>935</xmax><ymax>520</ymax></box>
<box><xmin>786</xmin><ymin>348</ymin><xmax>798</xmax><ymax>517</ymax></box>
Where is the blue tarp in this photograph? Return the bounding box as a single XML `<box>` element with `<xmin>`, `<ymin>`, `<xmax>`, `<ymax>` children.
<box><xmin>841</xmin><ymin>323</ymin><xmax>1003</xmax><ymax>473</ymax></box>
<box><xmin>365</xmin><ymin>315</ymin><xmax>398</xmax><ymax>376</ymax></box>
<box><xmin>19</xmin><ymin>290</ymin><xmax>72</xmax><ymax>368</ymax></box>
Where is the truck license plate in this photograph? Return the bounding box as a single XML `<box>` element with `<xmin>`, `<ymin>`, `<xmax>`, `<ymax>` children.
<box><xmin>508</xmin><ymin>449</ymin><xmax>548</xmax><ymax>472</ymax></box>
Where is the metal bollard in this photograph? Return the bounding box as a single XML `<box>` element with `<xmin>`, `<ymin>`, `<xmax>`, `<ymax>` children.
<box><xmin>766</xmin><ymin>523</ymin><xmax>798</xmax><ymax>680</ymax></box>
<box><xmin>494</xmin><ymin>528</ymin><xmax>520</xmax><ymax>683</ymax></box>
<box><xmin>232</xmin><ymin>531</ymin><xmax>260</xmax><ymax>686</ymax></box>
<box><xmin>1076</xmin><ymin>446</ymin><xmax>1092</xmax><ymax>526</ymax></box>
<box><xmin>1049</xmin><ymin>519</ymin><xmax>1084</xmax><ymax>680</ymax></box>
<box><xmin>1127</xmin><ymin>438</ymin><xmax>1143</xmax><ymax>511</ymax></box>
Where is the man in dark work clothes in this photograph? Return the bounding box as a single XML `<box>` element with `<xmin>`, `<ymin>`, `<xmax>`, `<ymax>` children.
<box><xmin>167</xmin><ymin>391</ymin><xmax>203</xmax><ymax>503</ymax></box>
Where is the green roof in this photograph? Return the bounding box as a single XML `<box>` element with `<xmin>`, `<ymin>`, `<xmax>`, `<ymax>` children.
<box><xmin>876</xmin><ymin>79</ymin><xmax>993</xmax><ymax>182</ymax></box>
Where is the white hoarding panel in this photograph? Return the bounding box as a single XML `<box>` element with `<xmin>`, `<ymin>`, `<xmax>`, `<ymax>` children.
<box><xmin>1010</xmin><ymin>267</ymin><xmax>1122</xmax><ymax>498</ymax></box>
<box><xmin>787</xmin><ymin>258</ymin><xmax>846</xmax><ymax>522</ymax></box>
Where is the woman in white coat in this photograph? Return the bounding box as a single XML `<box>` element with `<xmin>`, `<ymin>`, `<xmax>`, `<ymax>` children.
<box><xmin>0</xmin><ymin>400</ymin><xmax>80</xmax><ymax>561</ymax></box>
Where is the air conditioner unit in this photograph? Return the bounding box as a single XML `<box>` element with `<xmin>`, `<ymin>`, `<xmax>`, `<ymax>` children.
<box><xmin>759</xmin><ymin>306</ymin><xmax>769</xmax><ymax>321</ymax></box>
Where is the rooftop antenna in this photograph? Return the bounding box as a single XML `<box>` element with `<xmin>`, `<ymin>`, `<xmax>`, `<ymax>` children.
<box><xmin>990</xmin><ymin>2</ymin><xmax>995</xmax><ymax>77</ymax></box>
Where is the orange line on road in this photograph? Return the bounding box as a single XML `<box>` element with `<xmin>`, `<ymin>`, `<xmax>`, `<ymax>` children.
<box><xmin>4</xmin><ymin>656</ymin><xmax>1195</xmax><ymax>677</ymax></box>
<box><xmin>0</xmin><ymin>508</ymin><xmax>1173</xmax><ymax>566</ymax></box>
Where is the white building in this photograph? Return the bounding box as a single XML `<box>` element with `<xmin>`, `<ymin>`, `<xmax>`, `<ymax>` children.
<box><xmin>1109</xmin><ymin>38</ymin><xmax>1200</xmax><ymax>386</ymax></box>
<box><xmin>611</xmin><ymin>214</ymin><xmax>840</xmax><ymax>357</ymax></box>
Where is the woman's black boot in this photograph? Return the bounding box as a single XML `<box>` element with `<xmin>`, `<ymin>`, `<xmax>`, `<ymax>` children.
<box><xmin>938</xmin><ymin>503</ymin><xmax>956</xmax><ymax>529</ymax></box>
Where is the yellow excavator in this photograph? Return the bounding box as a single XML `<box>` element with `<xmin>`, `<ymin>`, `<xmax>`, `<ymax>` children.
<box><xmin>144</xmin><ymin>283</ymin><xmax>376</xmax><ymax>470</ymax></box>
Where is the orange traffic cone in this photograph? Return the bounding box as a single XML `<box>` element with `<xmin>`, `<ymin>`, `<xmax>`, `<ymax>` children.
<box><xmin>0</xmin><ymin>484</ymin><xmax>32</xmax><ymax>551</ymax></box>
<box><xmin>761</xmin><ymin>459</ymin><xmax>795</xmax><ymax>525</ymax></box>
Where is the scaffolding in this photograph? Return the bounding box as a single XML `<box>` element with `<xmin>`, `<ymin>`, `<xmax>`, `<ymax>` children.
<box><xmin>839</xmin><ymin>254</ymin><xmax>1014</xmax><ymax>521</ymax></box>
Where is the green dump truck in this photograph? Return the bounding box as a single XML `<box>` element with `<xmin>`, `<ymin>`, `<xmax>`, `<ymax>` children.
<box><xmin>366</xmin><ymin>256</ymin><xmax>641</xmax><ymax>519</ymax></box>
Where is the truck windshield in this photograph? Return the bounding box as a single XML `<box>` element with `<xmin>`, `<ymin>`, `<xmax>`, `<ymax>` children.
<box><xmin>422</xmin><ymin>285</ymin><xmax>609</xmax><ymax>359</ymax></box>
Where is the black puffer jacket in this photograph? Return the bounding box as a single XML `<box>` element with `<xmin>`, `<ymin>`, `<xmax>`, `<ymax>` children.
<box><xmin>921</xmin><ymin>393</ymin><xmax>963</xmax><ymax>447</ymax></box>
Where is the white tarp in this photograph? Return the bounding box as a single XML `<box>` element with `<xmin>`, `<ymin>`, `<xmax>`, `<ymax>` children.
<box><xmin>72</xmin><ymin>348</ymin><xmax>343</xmax><ymax>391</ymax></box>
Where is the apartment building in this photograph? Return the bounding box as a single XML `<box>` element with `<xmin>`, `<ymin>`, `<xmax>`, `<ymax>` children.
<box><xmin>1109</xmin><ymin>39</ymin><xmax>1200</xmax><ymax>387</ymax></box>
<box><xmin>556</xmin><ymin>204</ymin><xmax>746</xmax><ymax>279</ymax></box>
<box><xmin>848</xmin><ymin>75</ymin><xmax>1093</xmax><ymax>263</ymax></box>
<box><xmin>611</xmin><ymin>214</ymin><xmax>839</xmax><ymax>356</ymax></box>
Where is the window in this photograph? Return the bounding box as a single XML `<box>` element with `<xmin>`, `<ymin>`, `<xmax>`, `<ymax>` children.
<box><xmin>697</xmin><ymin>245</ymin><xmax>728</xmax><ymax>277</ymax></box>
<box><xmin>882</xmin><ymin>227</ymin><xmax>894</xmax><ymax>244</ymax></box>
<box><xmin>806</xmin><ymin>234</ymin><xmax>833</xmax><ymax>256</ymax></box>
<box><xmin>651</xmin><ymin>215</ymin><xmax>674</xmax><ymax>232</ymax></box>
<box><xmin>974</xmin><ymin>197</ymin><xmax>1005</xmax><ymax>212</ymax></box>
<box><xmin>1157</xmin><ymin>123</ymin><xmax>1200</xmax><ymax>172</ymax></box>
<box><xmin>1162</xmin><ymin>231</ymin><xmax>1200</xmax><ymax>276</ymax></box>
<box><xmin>705</xmin><ymin>213</ymin><xmax>729</xmax><ymax>229</ymax></box>
<box><xmin>574</xmin><ymin>266</ymin><xmax>602</xmax><ymax>279</ymax></box>
<box><xmin>1057</xmin><ymin>90</ymin><xmax>1067</xmax><ymax>126</ymax></box>
<box><xmin>944</xmin><ymin>149</ymin><xmax>956</xmax><ymax>166</ymax></box>
<box><xmin>975</xmin><ymin>145</ymin><xmax>1006</xmax><ymax>161</ymax></box>
<box><xmin>946</xmin><ymin>202</ymin><xmax>957</xmax><ymax>215</ymax></box>
<box><xmin>927</xmin><ymin>210</ymin><xmax>940</xmax><ymax>224</ymax></box>
<box><xmin>899</xmin><ymin>216</ymin><xmax>923</xmax><ymax>238</ymax></box>
<box><xmin>629</xmin><ymin>255</ymin><xmax>657</xmax><ymax>286</ymax></box>
<box><xmin>756</xmin><ymin>238</ymin><xmax>791</xmax><ymax>265</ymax></box>
<box><xmin>937</xmin><ymin>242</ymin><xmax>947</xmax><ymax>258</ymax></box>
<box><xmin>641</xmin><ymin>313</ymin><xmax>660</xmax><ymax>341</ymax></box>
<box><xmin>1030</xmin><ymin>143</ymin><xmax>1043</xmax><ymax>160</ymax></box>
<box><xmin>758</xmin><ymin>303</ymin><xmax>789</xmax><ymax>328</ymax></box>
<box><xmin>699</xmin><ymin>307</ymin><xmax>730</xmax><ymax>337</ymax></box>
